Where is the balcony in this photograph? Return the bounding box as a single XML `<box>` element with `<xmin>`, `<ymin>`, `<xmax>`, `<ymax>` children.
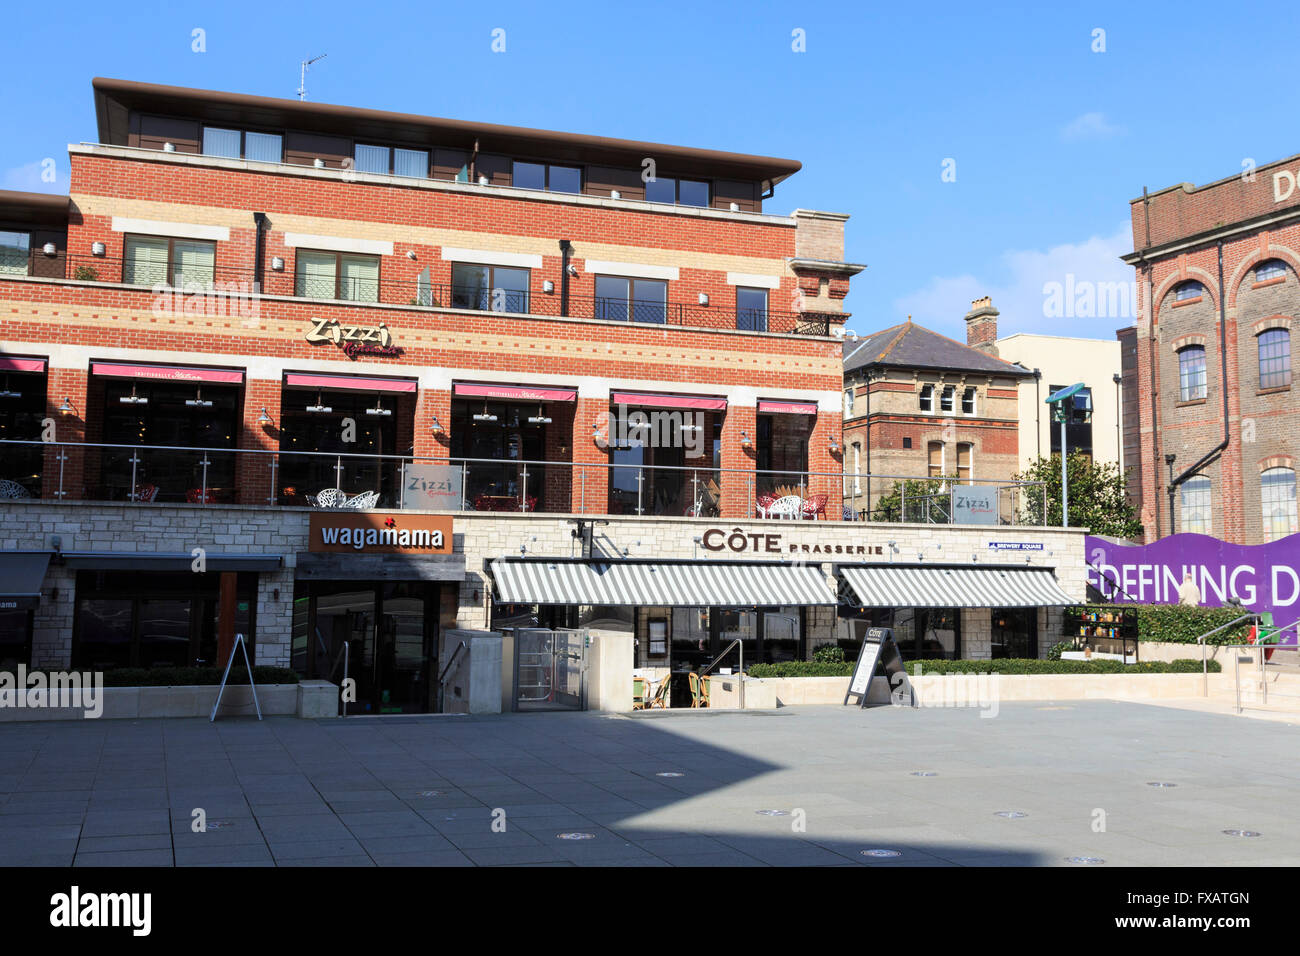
<box><xmin>16</xmin><ymin>253</ymin><xmax>832</xmax><ymax>336</ymax></box>
<box><xmin>0</xmin><ymin>438</ymin><xmax>1050</xmax><ymax>526</ymax></box>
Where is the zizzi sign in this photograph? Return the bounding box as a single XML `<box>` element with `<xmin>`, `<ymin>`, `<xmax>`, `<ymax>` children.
<box><xmin>1086</xmin><ymin>532</ymin><xmax>1300</xmax><ymax>627</ymax></box>
<box><xmin>309</xmin><ymin>513</ymin><xmax>453</xmax><ymax>554</ymax></box>
<box><xmin>700</xmin><ymin>527</ymin><xmax>883</xmax><ymax>556</ymax></box>
<box><xmin>305</xmin><ymin>317</ymin><xmax>404</xmax><ymax>360</ymax></box>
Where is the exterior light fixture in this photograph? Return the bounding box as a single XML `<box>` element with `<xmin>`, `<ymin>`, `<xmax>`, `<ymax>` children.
<box><xmin>306</xmin><ymin>392</ymin><xmax>332</xmax><ymax>413</ymax></box>
<box><xmin>365</xmin><ymin>399</ymin><xmax>392</xmax><ymax>417</ymax></box>
<box><xmin>829</xmin><ymin>436</ymin><xmax>841</xmax><ymax>453</ymax></box>
<box><xmin>698</xmin><ymin>292</ymin><xmax>709</xmax><ymax>306</ymax></box>
<box><xmin>271</xmin><ymin>256</ymin><xmax>285</xmax><ymax>271</ymax></box>
<box><xmin>592</xmin><ymin>422</ymin><xmax>608</xmax><ymax>448</ymax></box>
<box><xmin>610</xmin><ymin>190</ymin><xmax>621</xmax><ymax>200</ymax></box>
<box><xmin>313</xmin><ymin>158</ymin><xmax>326</xmax><ymax>169</ymax></box>
<box><xmin>257</xmin><ymin>407</ymin><xmax>273</xmax><ymax>425</ymax></box>
<box><xmin>42</xmin><ymin>243</ymin><xmax>57</xmax><ymax>257</ymax></box>
<box><xmin>430</xmin><ymin>416</ymin><xmax>444</xmax><ymax>435</ymax></box>
<box><xmin>59</xmin><ymin>397</ymin><xmax>74</xmax><ymax>415</ymax></box>
<box><xmin>740</xmin><ymin>429</ymin><xmax>752</xmax><ymax>448</ymax></box>
<box><xmin>163</xmin><ymin>142</ymin><xmax>176</xmax><ymax>152</ymax></box>
<box><xmin>528</xmin><ymin>405</ymin><xmax>552</xmax><ymax>425</ymax></box>
<box><xmin>472</xmin><ymin>402</ymin><xmax>498</xmax><ymax>423</ymax></box>
<box><xmin>91</xmin><ymin>242</ymin><xmax>106</xmax><ymax>257</ymax></box>
<box><xmin>185</xmin><ymin>388</ymin><xmax>213</xmax><ymax>408</ymax></box>
<box><xmin>478</xmin><ymin>175</ymin><xmax>489</xmax><ymax>186</ymax></box>
<box><xmin>119</xmin><ymin>385</ymin><xmax>148</xmax><ymax>405</ymax></box>
<box><xmin>543</xmin><ymin>280</ymin><xmax>555</xmax><ymax>294</ymax></box>
<box><xmin>405</xmin><ymin>250</ymin><xmax>417</xmax><ymax>260</ymax></box>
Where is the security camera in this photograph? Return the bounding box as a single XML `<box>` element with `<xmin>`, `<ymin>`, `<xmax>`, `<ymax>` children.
<box><xmin>566</xmin><ymin>264</ymin><xmax>578</xmax><ymax>277</ymax></box>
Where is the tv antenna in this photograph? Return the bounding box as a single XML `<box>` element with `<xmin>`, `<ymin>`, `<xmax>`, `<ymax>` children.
<box><xmin>298</xmin><ymin>54</ymin><xmax>327</xmax><ymax>101</ymax></box>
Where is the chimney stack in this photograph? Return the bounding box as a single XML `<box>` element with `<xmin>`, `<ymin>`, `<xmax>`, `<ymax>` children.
<box><xmin>964</xmin><ymin>296</ymin><xmax>1000</xmax><ymax>354</ymax></box>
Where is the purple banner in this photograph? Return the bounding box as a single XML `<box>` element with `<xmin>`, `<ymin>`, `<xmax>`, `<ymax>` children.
<box><xmin>1086</xmin><ymin>533</ymin><xmax>1300</xmax><ymax>637</ymax></box>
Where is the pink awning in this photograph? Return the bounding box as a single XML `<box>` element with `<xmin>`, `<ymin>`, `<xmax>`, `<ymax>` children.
<box><xmin>758</xmin><ymin>399</ymin><xmax>818</xmax><ymax>416</ymax></box>
<box><xmin>285</xmin><ymin>372</ymin><xmax>418</xmax><ymax>393</ymax></box>
<box><xmin>454</xmin><ymin>382</ymin><xmax>577</xmax><ymax>403</ymax></box>
<box><xmin>611</xmin><ymin>391</ymin><xmax>727</xmax><ymax>411</ymax></box>
<box><xmin>91</xmin><ymin>362</ymin><xmax>244</xmax><ymax>385</ymax></box>
<box><xmin>0</xmin><ymin>357</ymin><xmax>46</xmax><ymax>373</ymax></box>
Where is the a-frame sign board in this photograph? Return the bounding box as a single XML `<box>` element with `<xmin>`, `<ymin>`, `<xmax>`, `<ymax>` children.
<box><xmin>841</xmin><ymin>621</ymin><xmax>915</xmax><ymax>708</ymax></box>
<box><xmin>209</xmin><ymin>632</ymin><xmax>263</xmax><ymax>722</ymax></box>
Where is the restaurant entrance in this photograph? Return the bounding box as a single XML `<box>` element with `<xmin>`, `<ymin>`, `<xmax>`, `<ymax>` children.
<box><xmin>291</xmin><ymin>580</ymin><xmax>440</xmax><ymax>714</ymax></box>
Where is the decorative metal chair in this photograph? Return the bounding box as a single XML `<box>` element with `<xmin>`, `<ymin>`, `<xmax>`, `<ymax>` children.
<box><xmin>767</xmin><ymin>494</ymin><xmax>804</xmax><ymax>520</ymax></box>
<box><xmin>135</xmin><ymin>484</ymin><xmax>159</xmax><ymax>503</ymax></box>
<box><xmin>345</xmin><ymin>490</ymin><xmax>380</xmax><ymax>511</ymax></box>
<box><xmin>0</xmin><ymin>479</ymin><xmax>31</xmax><ymax>499</ymax></box>
<box><xmin>802</xmin><ymin>493</ymin><xmax>828</xmax><ymax>520</ymax></box>
<box><xmin>755</xmin><ymin>493</ymin><xmax>776</xmax><ymax>518</ymax></box>
<box><xmin>314</xmin><ymin>488</ymin><xmax>348</xmax><ymax>509</ymax></box>
<box><xmin>186</xmin><ymin>487</ymin><xmax>217</xmax><ymax>504</ymax></box>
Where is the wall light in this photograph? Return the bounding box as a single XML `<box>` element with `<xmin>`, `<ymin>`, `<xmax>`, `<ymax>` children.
<box><xmin>740</xmin><ymin>430</ymin><xmax>752</xmax><ymax>448</ymax></box>
<box><xmin>729</xmin><ymin>202</ymin><xmax>741</xmax><ymax>212</ymax></box>
<box><xmin>257</xmin><ymin>407</ymin><xmax>273</xmax><ymax>425</ymax></box>
<box><xmin>430</xmin><ymin>416</ymin><xmax>445</xmax><ymax>435</ymax></box>
<box><xmin>42</xmin><ymin>242</ymin><xmax>57</xmax><ymax>257</ymax></box>
<box><xmin>592</xmin><ymin>422</ymin><xmax>608</xmax><ymax>448</ymax></box>
<box><xmin>828</xmin><ymin>436</ymin><xmax>841</xmax><ymax>454</ymax></box>
<box><xmin>163</xmin><ymin>142</ymin><xmax>176</xmax><ymax>153</ymax></box>
<box><xmin>59</xmin><ymin>397</ymin><xmax>75</xmax><ymax>415</ymax></box>
<box><xmin>405</xmin><ymin>250</ymin><xmax>417</xmax><ymax>260</ymax></box>
<box><xmin>698</xmin><ymin>292</ymin><xmax>709</xmax><ymax>307</ymax></box>
<box><xmin>91</xmin><ymin>242</ymin><xmax>106</xmax><ymax>257</ymax></box>
<box><xmin>611</xmin><ymin>190</ymin><xmax>621</xmax><ymax>200</ymax></box>
<box><xmin>543</xmin><ymin>280</ymin><xmax>555</xmax><ymax>294</ymax></box>
<box><xmin>313</xmin><ymin>158</ymin><xmax>325</xmax><ymax>169</ymax></box>
<box><xmin>271</xmin><ymin>256</ymin><xmax>285</xmax><ymax>271</ymax></box>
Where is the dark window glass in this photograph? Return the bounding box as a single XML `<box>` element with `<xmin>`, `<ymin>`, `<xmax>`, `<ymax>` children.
<box><xmin>630</xmin><ymin>278</ymin><xmax>666</xmax><ymax>323</ymax></box>
<box><xmin>75</xmin><ymin>598</ymin><xmax>134</xmax><ymax>669</ymax></box>
<box><xmin>736</xmin><ymin>287</ymin><xmax>768</xmax><ymax>332</ymax></box>
<box><xmin>645</xmin><ymin>176</ymin><xmax>676</xmax><ymax>204</ymax></box>
<box><xmin>595</xmin><ymin>275</ymin><xmax>630</xmax><ymax>321</ymax></box>
<box><xmin>919</xmin><ymin>384</ymin><xmax>933</xmax><ymax>412</ymax></box>
<box><xmin>1174</xmin><ymin>281</ymin><xmax>1203</xmax><ymax>301</ymax></box>
<box><xmin>940</xmin><ymin>385</ymin><xmax>955</xmax><ymax>413</ymax></box>
<box><xmin>1259</xmin><ymin>329</ymin><xmax>1291</xmax><ymax>389</ymax></box>
<box><xmin>451</xmin><ymin>263</ymin><xmax>528</xmax><ymax>313</ymax></box>
<box><xmin>678</xmin><ymin>180</ymin><xmax>709</xmax><ymax>207</ymax></box>
<box><xmin>548</xmin><ymin>165</ymin><xmax>581</xmax><ymax>193</ymax></box>
<box><xmin>512</xmin><ymin>162</ymin><xmax>546</xmax><ymax>190</ymax></box>
<box><xmin>1256</xmin><ymin>259</ymin><xmax>1286</xmax><ymax>282</ymax></box>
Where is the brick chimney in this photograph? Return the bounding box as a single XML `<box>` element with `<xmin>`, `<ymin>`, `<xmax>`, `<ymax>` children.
<box><xmin>964</xmin><ymin>296</ymin><xmax>1000</xmax><ymax>354</ymax></box>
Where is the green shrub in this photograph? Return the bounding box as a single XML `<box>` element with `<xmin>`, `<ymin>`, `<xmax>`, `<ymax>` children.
<box><xmin>72</xmin><ymin>265</ymin><xmax>99</xmax><ymax>281</ymax></box>
<box><xmin>1046</xmin><ymin>640</ymin><xmax>1073</xmax><ymax>661</ymax></box>
<box><xmin>746</xmin><ymin>658</ymin><xmax>1219</xmax><ymax>678</ymax></box>
<box><xmin>812</xmin><ymin>644</ymin><xmax>845</xmax><ymax>664</ymax></box>
<box><xmin>38</xmin><ymin>666</ymin><xmax>302</xmax><ymax>687</ymax></box>
<box><xmin>1135</xmin><ymin>605</ymin><xmax>1255</xmax><ymax>645</ymax></box>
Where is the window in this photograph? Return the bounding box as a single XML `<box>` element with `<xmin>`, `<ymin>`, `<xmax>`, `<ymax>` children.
<box><xmin>451</xmin><ymin>263</ymin><xmax>530</xmax><ymax>313</ymax></box>
<box><xmin>961</xmin><ymin>386</ymin><xmax>976</xmax><ymax>415</ymax></box>
<box><xmin>1181</xmin><ymin>475</ymin><xmax>1212</xmax><ymax>534</ymax></box>
<box><xmin>123</xmin><ymin>236</ymin><xmax>216</xmax><ymax>289</ymax></box>
<box><xmin>927</xmin><ymin>441</ymin><xmax>944</xmax><ymax>477</ymax></box>
<box><xmin>354</xmin><ymin>144</ymin><xmax>389</xmax><ymax>174</ymax></box>
<box><xmin>201</xmin><ymin>126</ymin><xmax>242</xmax><ymax>158</ymax></box>
<box><xmin>843</xmin><ymin>386</ymin><xmax>854</xmax><ymax>418</ymax></box>
<box><xmin>1256</xmin><ymin>259</ymin><xmax>1287</xmax><ymax>282</ymax></box>
<box><xmin>940</xmin><ymin>385</ymin><xmax>955</xmax><ymax>413</ymax></box>
<box><xmin>0</xmin><ymin>230</ymin><xmax>29</xmax><ymax>276</ymax></box>
<box><xmin>850</xmin><ymin>443</ymin><xmax>861</xmax><ymax>495</ymax></box>
<box><xmin>203</xmin><ymin>127</ymin><xmax>282</xmax><ymax>162</ymax></box>
<box><xmin>294</xmin><ymin>250</ymin><xmax>380</xmax><ymax>303</ymax></box>
<box><xmin>956</xmin><ymin>442</ymin><xmax>972</xmax><ymax>483</ymax></box>
<box><xmin>902</xmin><ymin>436</ymin><xmax>912</xmax><ymax>449</ymax></box>
<box><xmin>245</xmin><ymin>131</ymin><xmax>283</xmax><ymax>163</ymax></box>
<box><xmin>1174</xmin><ymin>281</ymin><xmax>1204</xmax><ymax>302</ymax></box>
<box><xmin>594</xmin><ymin>275</ymin><xmax>667</xmax><ymax>323</ymax></box>
<box><xmin>1178</xmin><ymin>346</ymin><xmax>1208</xmax><ymax>401</ymax></box>
<box><xmin>1261</xmin><ymin>468</ymin><xmax>1298</xmax><ymax>541</ymax></box>
<box><xmin>919</xmin><ymin>384</ymin><xmax>933</xmax><ymax>413</ymax></box>
<box><xmin>1258</xmin><ymin>328</ymin><xmax>1291</xmax><ymax>389</ymax></box>
<box><xmin>393</xmin><ymin>148</ymin><xmax>428</xmax><ymax>179</ymax></box>
<box><xmin>736</xmin><ymin>287</ymin><xmax>768</xmax><ymax>332</ymax></box>
<box><xmin>511</xmin><ymin>162</ymin><xmax>580</xmax><ymax>193</ymax></box>
<box><xmin>645</xmin><ymin>177</ymin><xmax>708</xmax><ymax>206</ymax></box>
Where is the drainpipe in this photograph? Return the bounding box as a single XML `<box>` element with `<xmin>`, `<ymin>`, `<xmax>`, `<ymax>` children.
<box><xmin>253</xmin><ymin>212</ymin><xmax>269</xmax><ymax>293</ymax></box>
<box><xmin>1167</xmin><ymin>241</ymin><xmax>1232</xmax><ymax>525</ymax></box>
<box><xmin>559</xmin><ymin>239</ymin><xmax>573</xmax><ymax>317</ymax></box>
<box><xmin>1032</xmin><ymin>368</ymin><xmax>1041</xmax><ymax>459</ymax></box>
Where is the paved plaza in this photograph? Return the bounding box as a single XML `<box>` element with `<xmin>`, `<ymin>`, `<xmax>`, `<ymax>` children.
<box><xmin>0</xmin><ymin>701</ymin><xmax>1295</xmax><ymax>867</ymax></box>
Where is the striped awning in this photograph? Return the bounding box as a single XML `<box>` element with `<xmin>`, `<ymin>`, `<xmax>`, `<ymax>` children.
<box><xmin>490</xmin><ymin>558</ymin><xmax>835</xmax><ymax>607</ymax></box>
<box><xmin>840</xmin><ymin>564</ymin><xmax>1074</xmax><ymax>608</ymax></box>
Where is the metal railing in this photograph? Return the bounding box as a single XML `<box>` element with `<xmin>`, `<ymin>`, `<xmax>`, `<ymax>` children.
<box><xmin>5</xmin><ymin>253</ymin><xmax>826</xmax><ymax>336</ymax></box>
<box><xmin>1221</xmin><ymin>618</ymin><xmax>1300</xmax><ymax>713</ymax></box>
<box><xmin>0</xmin><ymin>438</ymin><xmax>1052</xmax><ymax>526</ymax></box>
<box><xmin>436</xmin><ymin>640</ymin><xmax>468</xmax><ymax>712</ymax></box>
<box><xmin>700</xmin><ymin>638</ymin><xmax>745</xmax><ymax>709</ymax></box>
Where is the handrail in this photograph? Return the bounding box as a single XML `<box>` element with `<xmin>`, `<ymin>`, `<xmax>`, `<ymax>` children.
<box><xmin>437</xmin><ymin>640</ymin><xmax>469</xmax><ymax>712</ymax></box>
<box><xmin>700</xmin><ymin>638</ymin><xmax>745</xmax><ymax>709</ymax></box>
<box><xmin>1195</xmin><ymin>612</ymin><xmax>1260</xmax><ymax>697</ymax></box>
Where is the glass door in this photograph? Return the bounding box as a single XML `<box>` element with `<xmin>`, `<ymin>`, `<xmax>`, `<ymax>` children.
<box><xmin>376</xmin><ymin>583</ymin><xmax>435</xmax><ymax>713</ymax></box>
<box><xmin>315</xmin><ymin>589</ymin><xmax>377</xmax><ymax>711</ymax></box>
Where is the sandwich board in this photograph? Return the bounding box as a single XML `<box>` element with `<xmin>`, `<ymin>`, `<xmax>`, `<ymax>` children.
<box><xmin>841</xmin><ymin>622</ymin><xmax>914</xmax><ymax>708</ymax></box>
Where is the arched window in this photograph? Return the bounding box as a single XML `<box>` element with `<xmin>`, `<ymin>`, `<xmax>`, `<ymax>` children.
<box><xmin>1261</xmin><ymin>468</ymin><xmax>1298</xmax><ymax>541</ymax></box>
<box><xmin>1256</xmin><ymin>259</ymin><xmax>1287</xmax><ymax>282</ymax></box>
<box><xmin>1258</xmin><ymin>328</ymin><xmax>1291</xmax><ymax>389</ymax></box>
<box><xmin>1174</xmin><ymin>280</ymin><xmax>1204</xmax><ymax>302</ymax></box>
<box><xmin>1178</xmin><ymin>345</ymin><xmax>1207</xmax><ymax>401</ymax></box>
<box><xmin>1181</xmin><ymin>476</ymin><xmax>1212</xmax><ymax>534</ymax></box>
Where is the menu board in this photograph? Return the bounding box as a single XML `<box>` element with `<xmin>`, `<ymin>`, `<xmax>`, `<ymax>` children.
<box><xmin>842</xmin><ymin>621</ymin><xmax>914</xmax><ymax>708</ymax></box>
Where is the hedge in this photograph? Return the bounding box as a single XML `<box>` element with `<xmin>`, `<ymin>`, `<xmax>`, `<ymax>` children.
<box><xmin>1135</xmin><ymin>605</ymin><xmax>1256</xmax><ymax>645</ymax></box>
<box><xmin>745</xmin><ymin>658</ymin><xmax>1219</xmax><ymax>678</ymax></box>
<box><xmin>28</xmin><ymin>666</ymin><xmax>301</xmax><ymax>687</ymax></box>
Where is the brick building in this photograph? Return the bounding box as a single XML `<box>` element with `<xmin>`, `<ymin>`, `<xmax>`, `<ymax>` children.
<box><xmin>840</xmin><ymin>298</ymin><xmax>1032</xmax><ymax>520</ymax></box>
<box><xmin>1121</xmin><ymin>153</ymin><xmax>1300</xmax><ymax>544</ymax></box>
<box><xmin>0</xmin><ymin>78</ymin><xmax>1085</xmax><ymax>709</ymax></box>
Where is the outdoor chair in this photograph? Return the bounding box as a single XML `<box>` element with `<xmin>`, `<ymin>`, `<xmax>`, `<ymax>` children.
<box><xmin>186</xmin><ymin>487</ymin><xmax>217</xmax><ymax>504</ymax></box>
<box><xmin>134</xmin><ymin>484</ymin><xmax>159</xmax><ymax>503</ymax></box>
<box><xmin>767</xmin><ymin>494</ymin><xmax>803</xmax><ymax>519</ymax></box>
<box><xmin>699</xmin><ymin>675</ymin><xmax>711</xmax><ymax>708</ymax></box>
<box><xmin>345</xmin><ymin>490</ymin><xmax>380</xmax><ymax>511</ymax></box>
<box><xmin>802</xmin><ymin>493</ymin><xmax>828</xmax><ymax>520</ymax></box>
<box><xmin>648</xmin><ymin>678</ymin><xmax>671</xmax><ymax>709</ymax></box>
<box><xmin>633</xmin><ymin>677</ymin><xmax>647</xmax><ymax>710</ymax></box>
<box><xmin>314</xmin><ymin>488</ymin><xmax>348</xmax><ymax>509</ymax></box>
<box><xmin>755</xmin><ymin>493</ymin><xmax>776</xmax><ymax>518</ymax></box>
<box><xmin>0</xmin><ymin>479</ymin><xmax>31</xmax><ymax>499</ymax></box>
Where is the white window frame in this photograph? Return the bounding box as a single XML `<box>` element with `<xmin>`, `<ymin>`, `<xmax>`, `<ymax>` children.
<box><xmin>919</xmin><ymin>384</ymin><xmax>934</xmax><ymax>413</ymax></box>
<box><xmin>961</xmin><ymin>386</ymin><xmax>977</xmax><ymax>416</ymax></box>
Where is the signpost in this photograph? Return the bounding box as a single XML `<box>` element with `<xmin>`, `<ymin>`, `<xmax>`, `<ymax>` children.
<box><xmin>842</xmin><ymin>621</ymin><xmax>914</xmax><ymax>708</ymax></box>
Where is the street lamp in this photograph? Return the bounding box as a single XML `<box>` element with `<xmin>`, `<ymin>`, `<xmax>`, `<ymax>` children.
<box><xmin>1046</xmin><ymin>383</ymin><xmax>1091</xmax><ymax>528</ymax></box>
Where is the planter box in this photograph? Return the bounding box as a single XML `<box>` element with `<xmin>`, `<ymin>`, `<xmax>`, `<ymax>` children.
<box><xmin>0</xmin><ymin>682</ymin><xmax>333</xmax><ymax>722</ymax></box>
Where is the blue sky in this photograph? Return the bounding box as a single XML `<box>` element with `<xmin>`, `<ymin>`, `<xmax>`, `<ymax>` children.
<box><xmin>3</xmin><ymin>1</ymin><xmax>1297</xmax><ymax>342</ymax></box>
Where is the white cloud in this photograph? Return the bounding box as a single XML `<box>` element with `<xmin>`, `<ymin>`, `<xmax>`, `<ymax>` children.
<box><xmin>888</xmin><ymin>223</ymin><xmax>1137</xmax><ymax>340</ymax></box>
<box><xmin>3</xmin><ymin>161</ymin><xmax>63</xmax><ymax>193</ymax></box>
<box><xmin>1060</xmin><ymin>111</ymin><xmax>1124</xmax><ymax>142</ymax></box>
